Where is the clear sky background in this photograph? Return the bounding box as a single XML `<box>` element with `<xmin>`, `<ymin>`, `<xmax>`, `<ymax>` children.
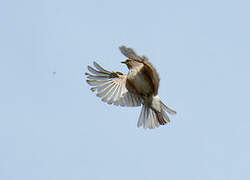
<box><xmin>0</xmin><ymin>0</ymin><xmax>250</xmax><ymax>179</ymax></box>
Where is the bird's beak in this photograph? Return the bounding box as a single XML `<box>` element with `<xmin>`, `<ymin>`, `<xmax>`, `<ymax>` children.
<box><xmin>121</xmin><ymin>60</ymin><xmax>126</xmax><ymax>64</ymax></box>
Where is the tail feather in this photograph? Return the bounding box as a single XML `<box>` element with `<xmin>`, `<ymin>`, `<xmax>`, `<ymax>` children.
<box><xmin>137</xmin><ymin>96</ymin><xmax>176</xmax><ymax>129</ymax></box>
<box><xmin>137</xmin><ymin>105</ymin><xmax>161</xmax><ymax>129</ymax></box>
<box><xmin>137</xmin><ymin>105</ymin><xmax>146</xmax><ymax>127</ymax></box>
<box><xmin>156</xmin><ymin>111</ymin><xmax>167</xmax><ymax>125</ymax></box>
<box><xmin>162</xmin><ymin>110</ymin><xmax>170</xmax><ymax>123</ymax></box>
<box><xmin>160</xmin><ymin>101</ymin><xmax>177</xmax><ymax>115</ymax></box>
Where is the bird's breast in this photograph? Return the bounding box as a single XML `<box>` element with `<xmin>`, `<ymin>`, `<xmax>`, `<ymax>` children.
<box><xmin>127</xmin><ymin>67</ymin><xmax>153</xmax><ymax>96</ymax></box>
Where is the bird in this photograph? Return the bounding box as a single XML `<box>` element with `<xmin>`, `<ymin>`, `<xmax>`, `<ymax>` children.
<box><xmin>85</xmin><ymin>46</ymin><xmax>176</xmax><ymax>129</ymax></box>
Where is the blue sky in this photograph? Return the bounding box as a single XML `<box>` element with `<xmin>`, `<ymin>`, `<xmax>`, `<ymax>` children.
<box><xmin>0</xmin><ymin>0</ymin><xmax>250</xmax><ymax>179</ymax></box>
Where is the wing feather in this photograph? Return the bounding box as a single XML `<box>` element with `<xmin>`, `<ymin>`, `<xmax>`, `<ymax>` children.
<box><xmin>93</xmin><ymin>61</ymin><xmax>112</xmax><ymax>73</ymax></box>
<box><xmin>86</xmin><ymin>62</ymin><xmax>142</xmax><ymax>107</ymax></box>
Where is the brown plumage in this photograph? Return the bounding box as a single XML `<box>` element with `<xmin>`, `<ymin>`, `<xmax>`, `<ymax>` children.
<box><xmin>86</xmin><ymin>46</ymin><xmax>176</xmax><ymax>129</ymax></box>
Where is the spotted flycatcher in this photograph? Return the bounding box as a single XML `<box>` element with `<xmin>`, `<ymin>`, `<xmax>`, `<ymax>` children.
<box><xmin>85</xmin><ymin>46</ymin><xmax>176</xmax><ymax>129</ymax></box>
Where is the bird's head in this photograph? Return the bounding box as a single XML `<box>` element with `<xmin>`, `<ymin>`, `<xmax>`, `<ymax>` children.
<box><xmin>121</xmin><ymin>59</ymin><xmax>141</xmax><ymax>69</ymax></box>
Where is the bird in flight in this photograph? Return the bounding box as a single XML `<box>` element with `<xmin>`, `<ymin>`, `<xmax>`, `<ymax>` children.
<box><xmin>85</xmin><ymin>46</ymin><xmax>176</xmax><ymax>129</ymax></box>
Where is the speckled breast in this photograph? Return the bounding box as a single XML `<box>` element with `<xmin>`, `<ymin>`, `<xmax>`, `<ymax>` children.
<box><xmin>127</xmin><ymin>68</ymin><xmax>153</xmax><ymax>96</ymax></box>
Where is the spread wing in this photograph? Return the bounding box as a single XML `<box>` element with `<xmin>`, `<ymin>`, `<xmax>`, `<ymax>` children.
<box><xmin>119</xmin><ymin>45</ymin><xmax>148</xmax><ymax>61</ymax></box>
<box><xmin>85</xmin><ymin>61</ymin><xmax>142</xmax><ymax>107</ymax></box>
<box><xmin>119</xmin><ymin>46</ymin><xmax>141</xmax><ymax>60</ymax></box>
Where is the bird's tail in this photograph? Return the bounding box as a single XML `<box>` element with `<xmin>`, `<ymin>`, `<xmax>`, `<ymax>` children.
<box><xmin>137</xmin><ymin>95</ymin><xmax>176</xmax><ymax>129</ymax></box>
